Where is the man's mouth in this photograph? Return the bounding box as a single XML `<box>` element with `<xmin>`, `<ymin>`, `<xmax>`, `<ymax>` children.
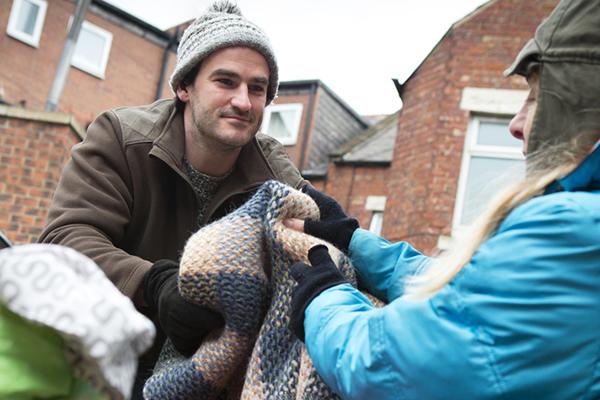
<box><xmin>221</xmin><ymin>112</ymin><xmax>253</xmax><ymax>123</ymax></box>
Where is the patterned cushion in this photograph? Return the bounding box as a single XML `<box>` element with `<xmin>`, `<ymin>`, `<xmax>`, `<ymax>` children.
<box><xmin>0</xmin><ymin>244</ymin><xmax>155</xmax><ymax>398</ymax></box>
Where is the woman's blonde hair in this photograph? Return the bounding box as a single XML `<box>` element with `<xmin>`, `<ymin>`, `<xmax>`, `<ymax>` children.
<box><xmin>405</xmin><ymin>128</ymin><xmax>599</xmax><ymax>300</ymax></box>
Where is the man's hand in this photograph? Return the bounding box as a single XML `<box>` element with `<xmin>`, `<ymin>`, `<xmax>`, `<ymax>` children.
<box><xmin>143</xmin><ymin>259</ymin><xmax>224</xmax><ymax>356</ymax></box>
<box><xmin>284</xmin><ymin>185</ymin><xmax>359</xmax><ymax>253</ymax></box>
<box><xmin>289</xmin><ymin>245</ymin><xmax>349</xmax><ymax>341</ymax></box>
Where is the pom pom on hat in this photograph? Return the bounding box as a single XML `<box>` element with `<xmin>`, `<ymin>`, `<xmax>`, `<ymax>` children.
<box><xmin>208</xmin><ymin>0</ymin><xmax>242</xmax><ymax>15</ymax></box>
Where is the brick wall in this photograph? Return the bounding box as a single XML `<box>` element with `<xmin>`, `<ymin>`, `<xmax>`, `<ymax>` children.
<box><xmin>0</xmin><ymin>0</ymin><xmax>176</xmax><ymax>126</ymax></box>
<box><xmin>0</xmin><ymin>108</ymin><xmax>82</xmax><ymax>244</ymax></box>
<box><xmin>0</xmin><ymin>0</ymin><xmax>560</xmax><ymax>252</ymax></box>
<box><xmin>320</xmin><ymin>163</ymin><xmax>390</xmax><ymax>229</ymax></box>
<box><xmin>322</xmin><ymin>0</ymin><xmax>558</xmax><ymax>254</ymax></box>
<box><xmin>385</xmin><ymin>0</ymin><xmax>558</xmax><ymax>253</ymax></box>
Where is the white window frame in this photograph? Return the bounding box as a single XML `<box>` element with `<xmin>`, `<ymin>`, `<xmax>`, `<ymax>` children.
<box><xmin>368</xmin><ymin>211</ymin><xmax>384</xmax><ymax>235</ymax></box>
<box><xmin>365</xmin><ymin>195</ymin><xmax>386</xmax><ymax>235</ymax></box>
<box><xmin>70</xmin><ymin>19</ymin><xmax>113</xmax><ymax>79</ymax></box>
<box><xmin>452</xmin><ymin>116</ymin><xmax>524</xmax><ymax>233</ymax></box>
<box><xmin>262</xmin><ymin>103</ymin><xmax>303</xmax><ymax>145</ymax></box>
<box><xmin>6</xmin><ymin>0</ymin><xmax>48</xmax><ymax>48</ymax></box>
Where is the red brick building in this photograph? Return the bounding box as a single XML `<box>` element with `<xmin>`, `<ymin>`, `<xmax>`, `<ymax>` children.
<box><xmin>0</xmin><ymin>0</ymin><xmax>177</xmax><ymax>125</ymax></box>
<box><xmin>0</xmin><ymin>0</ymin><xmax>184</xmax><ymax>244</ymax></box>
<box><xmin>0</xmin><ymin>0</ymin><xmax>560</xmax><ymax>251</ymax></box>
<box><xmin>0</xmin><ymin>106</ymin><xmax>84</xmax><ymax>244</ymax></box>
<box><xmin>319</xmin><ymin>0</ymin><xmax>559</xmax><ymax>253</ymax></box>
<box><xmin>263</xmin><ymin>80</ymin><xmax>369</xmax><ymax>175</ymax></box>
<box><xmin>0</xmin><ymin>1</ymin><xmax>369</xmax><ymax>245</ymax></box>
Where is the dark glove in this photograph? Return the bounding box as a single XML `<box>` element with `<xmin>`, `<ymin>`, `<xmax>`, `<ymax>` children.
<box><xmin>303</xmin><ymin>185</ymin><xmax>359</xmax><ymax>253</ymax></box>
<box><xmin>290</xmin><ymin>245</ymin><xmax>349</xmax><ymax>341</ymax></box>
<box><xmin>143</xmin><ymin>259</ymin><xmax>224</xmax><ymax>356</ymax></box>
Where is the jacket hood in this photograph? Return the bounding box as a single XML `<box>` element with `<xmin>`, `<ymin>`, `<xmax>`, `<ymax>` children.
<box><xmin>505</xmin><ymin>0</ymin><xmax>600</xmax><ymax>156</ymax></box>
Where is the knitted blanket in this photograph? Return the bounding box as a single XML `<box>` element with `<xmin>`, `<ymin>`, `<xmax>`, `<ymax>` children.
<box><xmin>143</xmin><ymin>181</ymin><xmax>356</xmax><ymax>399</ymax></box>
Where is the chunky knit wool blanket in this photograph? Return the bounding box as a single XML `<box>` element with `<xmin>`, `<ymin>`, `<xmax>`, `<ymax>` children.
<box><xmin>143</xmin><ymin>181</ymin><xmax>357</xmax><ymax>399</ymax></box>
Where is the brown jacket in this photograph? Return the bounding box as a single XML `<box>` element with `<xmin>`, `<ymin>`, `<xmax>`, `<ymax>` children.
<box><xmin>39</xmin><ymin>99</ymin><xmax>306</xmax><ymax>306</ymax></box>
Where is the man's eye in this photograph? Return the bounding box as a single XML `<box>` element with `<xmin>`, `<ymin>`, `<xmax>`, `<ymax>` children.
<box><xmin>217</xmin><ymin>78</ymin><xmax>234</xmax><ymax>86</ymax></box>
<box><xmin>250</xmin><ymin>85</ymin><xmax>266</xmax><ymax>93</ymax></box>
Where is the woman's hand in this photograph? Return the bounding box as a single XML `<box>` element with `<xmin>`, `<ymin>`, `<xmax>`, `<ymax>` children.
<box><xmin>289</xmin><ymin>245</ymin><xmax>349</xmax><ymax>341</ymax></box>
<box><xmin>284</xmin><ymin>186</ymin><xmax>359</xmax><ymax>253</ymax></box>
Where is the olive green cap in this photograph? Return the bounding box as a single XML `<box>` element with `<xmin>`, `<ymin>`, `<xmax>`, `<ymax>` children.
<box><xmin>505</xmin><ymin>0</ymin><xmax>600</xmax><ymax>157</ymax></box>
<box><xmin>505</xmin><ymin>0</ymin><xmax>600</xmax><ymax>77</ymax></box>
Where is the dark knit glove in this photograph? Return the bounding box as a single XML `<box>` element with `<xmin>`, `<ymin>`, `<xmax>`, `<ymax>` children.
<box><xmin>143</xmin><ymin>259</ymin><xmax>224</xmax><ymax>356</ymax></box>
<box><xmin>303</xmin><ymin>186</ymin><xmax>359</xmax><ymax>253</ymax></box>
<box><xmin>290</xmin><ymin>245</ymin><xmax>349</xmax><ymax>341</ymax></box>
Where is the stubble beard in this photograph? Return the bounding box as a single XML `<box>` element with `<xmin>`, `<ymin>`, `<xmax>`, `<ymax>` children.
<box><xmin>191</xmin><ymin>105</ymin><xmax>263</xmax><ymax>152</ymax></box>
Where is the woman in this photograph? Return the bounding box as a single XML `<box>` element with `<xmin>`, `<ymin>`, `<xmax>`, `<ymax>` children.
<box><xmin>284</xmin><ymin>0</ymin><xmax>600</xmax><ymax>398</ymax></box>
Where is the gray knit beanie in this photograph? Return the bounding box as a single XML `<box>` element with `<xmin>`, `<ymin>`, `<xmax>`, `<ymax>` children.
<box><xmin>170</xmin><ymin>0</ymin><xmax>278</xmax><ymax>104</ymax></box>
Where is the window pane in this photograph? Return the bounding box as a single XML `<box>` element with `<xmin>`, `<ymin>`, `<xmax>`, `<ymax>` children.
<box><xmin>461</xmin><ymin>156</ymin><xmax>524</xmax><ymax>225</ymax></box>
<box><xmin>75</xmin><ymin>27</ymin><xmax>106</xmax><ymax>68</ymax></box>
<box><xmin>268</xmin><ymin>110</ymin><xmax>298</xmax><ymax>139</ymax></box>
<box><xmin>16</xmin><ymin>0</ymin><xmax>39</xmax><ymax>36</ymax></box>
<box><xmin>477</xmin><ymin>121</ymin><xmax>521</xmax><ymax>148</ymax></box>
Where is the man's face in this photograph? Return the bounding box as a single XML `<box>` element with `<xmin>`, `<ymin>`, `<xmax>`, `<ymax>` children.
<box><xmin>509</xmin><ymin>71</ymin><xmax>539</xmax><ymax>156</ymax></box>
<box><xmin>177</xmin><ymin>46</ymin><xmax>269</xmax><ymax>151</ymax></box>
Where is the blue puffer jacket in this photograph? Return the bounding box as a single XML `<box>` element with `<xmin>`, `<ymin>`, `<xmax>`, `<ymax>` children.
<box><xmin>303</xmin><ymin>146</ymin><xmax>600</xmax><ymax>399</ymax></box>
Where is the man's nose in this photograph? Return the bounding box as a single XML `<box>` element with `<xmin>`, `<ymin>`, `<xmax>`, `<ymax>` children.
<box><xmin>231</xmin><ymin>86</ymin><xmax>252</xmax><ymax>112</ymax></box>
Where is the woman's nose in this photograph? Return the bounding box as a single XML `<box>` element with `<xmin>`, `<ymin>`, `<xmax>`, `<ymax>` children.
<box><xmin>509</xmin><ymin>107</ymin><xmax>526</xmax><ymax>141</ymax></box>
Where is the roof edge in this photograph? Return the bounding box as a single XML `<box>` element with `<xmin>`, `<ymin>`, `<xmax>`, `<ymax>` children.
<box><xmin>397</xmin><ymin>0</ymin><xmax>498</xmax><ymax>89</ymax></box>
<box><xmin>333</xmin><ymin>160</ymin><xmax>391</xmax><ymax>167</ymax></box>
<box><xmin>279</xmin><ymin>79</ymin><xmax>370</xmax><ymax>128</ymax></box>
<box><xmin>332</xmin><ymin>110</ymin><xmax>400</xmax><ymax>157</ymax></box>
<box><xmin>93</xmin><ymin>0</ymin><xmax>171</xmax><ymax>39</ymax></box>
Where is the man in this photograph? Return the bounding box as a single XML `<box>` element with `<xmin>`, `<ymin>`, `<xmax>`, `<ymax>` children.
<box><xmin>39</xmin><ymin>1</ymin><xmax>305</xmax><ymax>396</ymax></box>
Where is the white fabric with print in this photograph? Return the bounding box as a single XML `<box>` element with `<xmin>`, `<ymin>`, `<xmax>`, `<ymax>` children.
<box><xmin>0</xmin><ymin>244</ymin><xmax>155</xmax><ymax>399</ymax></box>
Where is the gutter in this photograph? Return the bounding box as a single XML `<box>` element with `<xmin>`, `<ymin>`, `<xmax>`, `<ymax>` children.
<box><xmin>334</xmin><ymin>160</ymin><xmax>391</xmax><ymax>167</ymax></box>
<box><xmin>93</xmin><ymin>0</ymin><xmax>171</xmax><ymax>40</ymax></box>
<box><xmin>0</xmin><ymin>230</ymin><xmax>11</xmax><ymax>249</ymax></box>
<box><xmin>155</xmin><ymin>27</ymin><xmax>180</xmax><ymax>100</ymax></box>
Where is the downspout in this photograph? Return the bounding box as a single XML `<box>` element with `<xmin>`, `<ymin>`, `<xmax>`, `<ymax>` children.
<box><xmin>155</xmin><ymin>27</ymin><xmax>180</xmax><ymax>100</ymax></box>
<box><xmin>45</xmin><ymin>0</ymin><xmax>91</xmax><ymax>111</ymax></box>
<box><xmin>298</xmin><ymin>81</ymin><xmax>319</xmax><ymax>171</ymax></box>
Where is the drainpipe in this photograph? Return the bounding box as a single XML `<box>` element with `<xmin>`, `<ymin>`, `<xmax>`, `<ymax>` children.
<box><xmin>45</xmin><ymin>0</ymin><xmax>91</xmax><ymax>111</ymax></box>
<box><xmin>298</xmin><ymin>81</ymin><xmax>318</xmax><ymax>171</ymax></box>
<box><xmin>155</xmin><ymin>27</ymin><xmax>179</xmax><ymax>100</ymax></box>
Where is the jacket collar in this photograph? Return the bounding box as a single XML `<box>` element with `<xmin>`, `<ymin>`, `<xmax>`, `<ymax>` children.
<box><xmin>546</xmin><ymin>142</ymin><xmax>600</xmax><ymax>194</ymax></box>
<box><xmin>149</xmin><ymin>100</ymin><xmax>277</xmax><ymax>219</ymax></box>
<box><xmin>149</xmin><ymin>100</ymin><xmax>186</xmax><ymax>173</ymax></box>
